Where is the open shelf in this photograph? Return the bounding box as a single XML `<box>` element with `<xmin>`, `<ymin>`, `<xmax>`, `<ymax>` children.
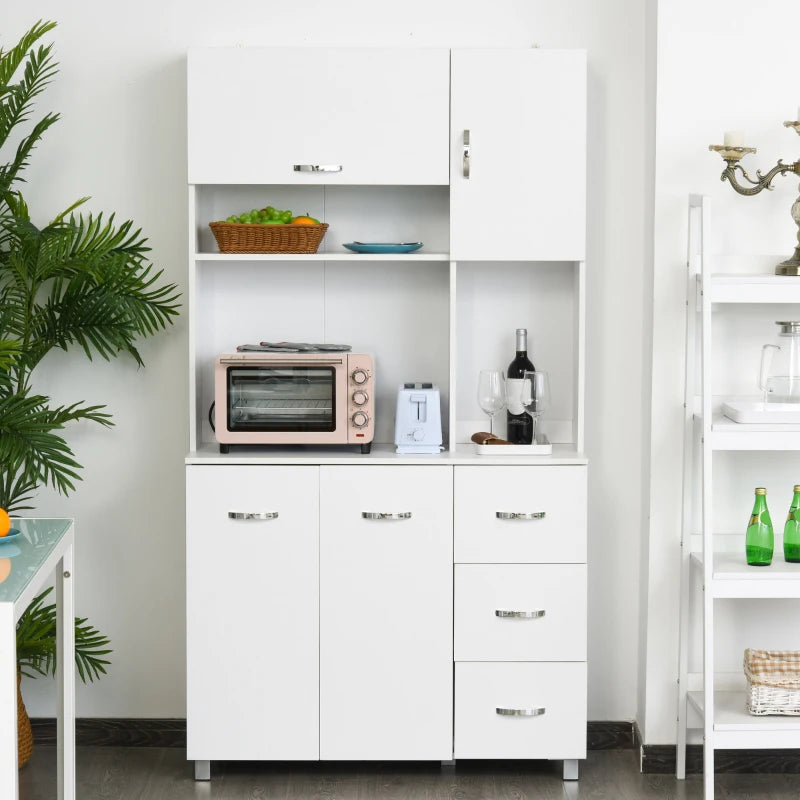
<box><xmin>706</xmin><ymin>274</ymin><xmax>800</xmax><ymax>304</ymax></box>
<box><xmin>194</xmin><ymin>252</ymin><xmax>451</xmax><ymax>262</ymax></box>
<box><xmin>687</xmin><ymin>691</ymin><xmax>800</xmax><ymax>748</ymax></box>
<box><xmin>186</xmin><ymin>442</ymin><xmax>588</xmax><ymax>466</ymax></box>
<box><xmin>708</xmin><ymin>413</ymin><xmax>800</xmax><ymax>450</ymax></box>
<box><xmin>690</xmin><ymin>552</ymin><xmax>800</xmax><ymax>598</ymax></box>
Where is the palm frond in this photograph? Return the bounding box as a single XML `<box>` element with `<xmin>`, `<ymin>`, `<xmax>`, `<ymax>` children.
<box><xmin>15</xmin><ymin>588</ymin><xmax>112</xmax><ymax>682</ymax></box>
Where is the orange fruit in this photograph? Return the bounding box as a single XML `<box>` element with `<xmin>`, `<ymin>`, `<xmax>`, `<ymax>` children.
<box><xmin>0</xmin><ymin>558</ymin><xmax>10</xmax><ymax>584</ymax></box>
<box><xmin>291</xmin><ymin>215</ymin><xmax>319</xmax><ymax>225</ymax></box>
<box><xmin>0</xmin><ymin>509</ymin><xmax>9</xmax><ymax>538</ymax></box>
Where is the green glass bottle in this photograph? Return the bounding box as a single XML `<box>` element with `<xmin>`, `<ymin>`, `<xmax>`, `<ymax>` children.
<box><xmin>746</xmin><ymin>487</ymin><xmax>773</xmax><ymax>566</ymax></box>
<box><xmin>784</xmin><ymin>485</ymin><xmax>800</xmax><ymax>563</ymax></box>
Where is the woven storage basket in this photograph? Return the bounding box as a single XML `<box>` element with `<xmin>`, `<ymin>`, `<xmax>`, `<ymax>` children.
<box><xmin>209</xmin><ymin>222</ymin><xmax>328</xmax><ymax>254</ymax></box>
<box><xmin>17</xmin><ymin>673</ymin><xmax>34</xmax><ymax>767</ymax></box>
<box><xmin>744</xmin><ymin>648</ymin><xmax>800</xmax><ymax>715</ymax></box>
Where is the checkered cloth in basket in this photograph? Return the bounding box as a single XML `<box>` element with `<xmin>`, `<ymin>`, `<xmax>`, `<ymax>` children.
<box><xmin>744</xmin><ymin>649</ymin><xmax>800</xmax><ymax>688</ymax></box>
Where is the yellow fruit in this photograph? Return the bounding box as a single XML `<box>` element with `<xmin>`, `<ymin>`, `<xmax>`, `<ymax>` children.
<box><xmin>0</xmin><ymin>509</ymin><xmax>10</xmax><ymax>538</ymax></box>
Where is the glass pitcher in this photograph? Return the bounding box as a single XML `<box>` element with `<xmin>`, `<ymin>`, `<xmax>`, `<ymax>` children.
<box><xmin>759</xmin><ymin>321</ymin><xmax>800</xmax><ymax>403</ymax></box>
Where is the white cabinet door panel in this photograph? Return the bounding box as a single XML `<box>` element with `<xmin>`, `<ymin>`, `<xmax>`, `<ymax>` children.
<box><xmin>188</xmin><ymin>48</ymin><xmax>450</xmax><ymax>185</ymax></box>
<box><xmin>320</xmin><ymin>466</ymin><xmax>453</xmax><ymax>760</ymax></box>
<box><xmin>455</xmin><ymin>662</ymin><xmax>587</xmax><ymax>759</ymax></box>
<box><xmin>186</xmin><ymin>465</ymin><xmax>319</xmax><ymax>760</ymax></box>
<box><xmin>454</xmin><ymin>466</ymin><xmax>587</xmax><ymax>563</ymax></box>
<box><xmin>454</xmin><ymin>564</ymin><xmax>587</xmax><ymax>661</ymax></box>
<box><xmin>450</xmin><ymin>49</ymin><xmax>587</xmax><ymax>261</ymax></box>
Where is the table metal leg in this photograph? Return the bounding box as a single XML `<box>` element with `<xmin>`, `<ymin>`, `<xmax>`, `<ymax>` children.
<box><xmin>0</xmin><ymin>603</ymin><xmax>18</xmax><ymax>799</ymax></box>
<box><xmin>562</xmin><ymin>759</ymin><xmax>579</xmax><ymax>780</ymax></box>
<box><xmin>195</xmin><ymin>760</ymin><xmax>211</xmax><ymax>780</ymax></box>
<box><xmin>56</xmin><ymin>544</ymin><xmax>75</xmax><ymax>800</ymax></box>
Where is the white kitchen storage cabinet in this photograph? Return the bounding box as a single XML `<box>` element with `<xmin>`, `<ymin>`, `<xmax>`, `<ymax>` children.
<box><xmin>186</xmin><ymin>45</ymin><xmax>587</xmax><ymax>780</ymax></box>
<box><xmin>677</xmin><ymin>195</ymin><xmax>800</xmax><ymax>800</ymax></box>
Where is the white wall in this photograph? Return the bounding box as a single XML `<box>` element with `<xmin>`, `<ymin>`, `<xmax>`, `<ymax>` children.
<box><xmin>643</xmin><ymin>0</ymin><xmax>800</xmax><ymax>743</ymax></box>
<box><xmin>5</xmin><ymin>0</ymin><xmax>649</xmax><ymax>722</ymax></box>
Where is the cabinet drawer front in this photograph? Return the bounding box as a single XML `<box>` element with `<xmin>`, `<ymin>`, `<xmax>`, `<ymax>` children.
<box><xmin>186</xmin><ymin>465</ymin><xmax>319</xmax><ymax>760</ymax></box>
<box><xmin>455</xmin><ymin>565</ymin><xmax>586</xmax><ymax>661</ymax></box>
<box><xmin>455</xmin><ymin>662</ymin><xmax>587</xmax><ymax>759</ymax></box>
<box><xmin>320</xmin><ymin>466</ymin><xmax>453</xmax><ymax>760</ymax></box>
<box><xmin>454</xmin><ymin>466</ymin><xmax>586</xmax><ymax>563</ymax></box>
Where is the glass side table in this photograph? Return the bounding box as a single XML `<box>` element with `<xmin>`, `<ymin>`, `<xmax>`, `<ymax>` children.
<box><xmin>0</xmin><ymin>518</ymin><xmax>75</xmax><ymax>800</ymax></box>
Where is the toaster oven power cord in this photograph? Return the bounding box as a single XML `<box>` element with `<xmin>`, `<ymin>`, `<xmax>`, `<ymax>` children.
<box><xmin>208</xmin><ymin>401</ymin><xmax>215</xmax><ymax>433</ymax></box>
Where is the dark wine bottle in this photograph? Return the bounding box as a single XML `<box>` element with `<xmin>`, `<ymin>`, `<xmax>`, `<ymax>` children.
<box><xmin>506</xmin><ymin>328</ymin><xmax>534</xmax><ymax>444</ymax></box>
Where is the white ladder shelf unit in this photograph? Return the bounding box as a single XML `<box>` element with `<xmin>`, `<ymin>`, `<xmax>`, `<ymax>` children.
<box><xmin>677</xmin><ymin>194</ymin><xmax>800</xmax><ymax>800</ymax></box>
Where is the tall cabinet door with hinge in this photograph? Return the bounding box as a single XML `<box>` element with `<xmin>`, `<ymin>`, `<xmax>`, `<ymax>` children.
<box><xmin>187</xmin><ymin>47</ymin><xmax>450</xmax><ymax>186</ymax></box>
<box><xmin>186</xmin><ymin>465</ymin><xmax>319</xmax><ymax>761</ymax></box>
<box><xmin>450</xmin><ymin>48</ymin><xmax>587</xmax><ymax>261</ymax></box>
<box><xmin>319</xmin><ymin>465</ymin><xmax>453</xmax><ymax>760</ymax></box>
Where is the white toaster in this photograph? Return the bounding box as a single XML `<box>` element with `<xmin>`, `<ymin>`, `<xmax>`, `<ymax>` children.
<box><xmin>394</xmin><ymin>383</ymin><xmax>443</xmax><ymax>454</ymax></box>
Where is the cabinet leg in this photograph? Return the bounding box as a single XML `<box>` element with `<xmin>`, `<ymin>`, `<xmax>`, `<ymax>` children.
<box><xmin>562</xmin><ymin>759</ymin><xmax>579</xmax><ymax>781</ymax></box>
<box><xmin>441</xmin><ymin>759</ymin><xmax>456</xmax><ymax>767</ymax></box>
<box><xmin>194</xmin><ymin>760</ymin><xmax>211</xmax><ymax>781</ymax></box>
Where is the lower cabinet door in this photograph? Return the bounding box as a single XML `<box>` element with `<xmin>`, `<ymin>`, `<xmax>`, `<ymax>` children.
<box><xmin>455</xmin><ymin>662</ymin><xmax>587</xmax><ymax>759</ymax></box>
<box><xmin>186</xmin><ymin>465</ymin><xmax>319</xmax><ymax>760</ymax></box>
<box><xmin>319</xmin><ymin>465</ymin><xmax>453</xmax><ymax>760</ymax></box>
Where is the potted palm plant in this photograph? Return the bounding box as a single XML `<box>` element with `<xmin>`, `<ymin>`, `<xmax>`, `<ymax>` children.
<box><xmin>0</xmin><ymin>20</ymin><xmax>181</xmax><ymax>764</ymax></box>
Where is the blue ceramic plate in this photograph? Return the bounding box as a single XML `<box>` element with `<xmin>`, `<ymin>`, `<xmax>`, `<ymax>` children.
<box><xmin>343</xmin><ymin>242</ymin><xmax>423</xmax><ymax>254</ymax></box>
<box><xmin>0</xmin><ymin>528</ymin><xmax>21</xmax><ymax>544</ymax></box>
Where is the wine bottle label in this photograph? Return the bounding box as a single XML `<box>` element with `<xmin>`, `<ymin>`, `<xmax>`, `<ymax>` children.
<box><xmin>749</xmin><ymin>514</ymin><xmax>759</xmax><ymax>527</ymax></box>
<box><xmin>506</xmin><ymin>378</ymin><xmax>526</xmax><ymax>415</ymax></box>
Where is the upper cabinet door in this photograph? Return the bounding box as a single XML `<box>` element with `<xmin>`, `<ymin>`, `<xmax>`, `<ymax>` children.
<box><xmin>188</xmin><ymin>47</ymin><xmax>450</xmax><ymax>185</ymax></box>
<box><xmin>450</xmin><ymin>49</ymin><xmax>587</xmax><ymax>261</ymax></box>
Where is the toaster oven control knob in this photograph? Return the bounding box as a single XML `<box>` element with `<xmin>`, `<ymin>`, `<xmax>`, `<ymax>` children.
<box><xmin>352</xmin><ymin>390</ymin><xmax>369</xmax><ymax>406</ymax></box>
<box><xmin>412</xmin><ymin>428</ymin><xmax>425</xmax><ymax>441</ymax></box>
<box><xmin>351</xmin><ymin>368</ymin><xmax>369</xmax><ymax>385</ymax></box>
<box><xmin>352</xmin><ymin>410</ymin><xmax>370</xmax><ymax>429</ymax></box>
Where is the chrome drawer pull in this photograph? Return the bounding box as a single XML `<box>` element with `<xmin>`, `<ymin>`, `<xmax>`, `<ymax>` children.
<box><xmin>495</xmin><ymin>609</ymin><xmax>546</xmax><ymax>619</ymax></box>
<box><xmin>293</xmin><ymin>164</ymin><xmax>343</xmax><ymax>173</ymax></box>
<box><xmin>496</xmin><ymin>511</ymin><xmax>546</xmax><ymax>520</ymax></box>
<box><xmin>462</xmin><ymin>129</ymin><xmax>470</xmax><ymax>178</ymax></box>
<box><xmin>228</xmin><ymin>511</ymin><xmax>279</xmax><ymax>520</ymax></box>
<box><xmin>496</xmin><ymin>707</ymin><xmax>546</xmax><ymax>717</ymax></box>
<box><xmin>361</xmin><ymin>512</ymin><xmax>412</xmax><ymax>520</ymax></box>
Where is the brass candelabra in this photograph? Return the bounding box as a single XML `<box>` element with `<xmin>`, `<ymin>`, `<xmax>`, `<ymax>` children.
<box><xmin>710</xmin><ymin>119</ymin><xmax>800</xmax><ymax>275</ymax></box>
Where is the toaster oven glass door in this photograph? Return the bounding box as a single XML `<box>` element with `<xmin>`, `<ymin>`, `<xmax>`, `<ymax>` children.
<box><xmin>226</xmin><ymin>366</ymin><xmax>337</xmax><ymax>432</ymax></box>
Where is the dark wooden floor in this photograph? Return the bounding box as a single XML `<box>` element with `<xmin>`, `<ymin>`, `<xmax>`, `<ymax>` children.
<box><xmin>17</xmin><ymin>746</ymin><xmax>800</xmax><ymax>799</ymax></box>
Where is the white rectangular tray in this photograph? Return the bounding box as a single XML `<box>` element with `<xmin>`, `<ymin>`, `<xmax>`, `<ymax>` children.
<box><xmin>722</xmin><ymin>401</ymin><xmax>800</xmax><ymax>424</ymax></box>
<box><xmin>474</xmin><ymin>436</ymin><xmax>553</xmax><ymax>456</ymax></box>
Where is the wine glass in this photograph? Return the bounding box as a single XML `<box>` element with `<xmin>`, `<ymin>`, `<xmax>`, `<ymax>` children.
<box><xmin>521</xmin><ymin>370</ymin><xmax>550</xmax><ymax>445</ymax></box>
<box><xmin>477</xmin><ymin>370</ymin><xmax>506</xmax><ymax>435</ymax></box>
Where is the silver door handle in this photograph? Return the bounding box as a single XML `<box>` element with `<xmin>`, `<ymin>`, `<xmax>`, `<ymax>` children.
<box><xmin>496</xmin><ymin>707</ymin><xmax>546</xmax><ymax>717</ymax></box>
<box><xmin>228</xmin><ymin>511</ymin><xmax>279</xmax><ymax>520</ymax></box>
<box><xmin>495</xmin><ymin>609</ymin><xmax>546</xmax><ymax>619</ymax></box>
<box><xmin>462</xmin><ymin>130</ymin><xmax>470</xmax><ymax>178</ymax></box>
<box><xmin>496</xmin><ymin>511</ymin><xmax>546</xmax><ymax>520</ymax></box>
<box><xmin>293</xmin><ymin>164</ymin><xmax>343</xmax><ymax>173</ymax></box>
<box><xmin>361</xmin><ymin>512</ymin><xmax>413</xmax><ymax>520</ymax></box>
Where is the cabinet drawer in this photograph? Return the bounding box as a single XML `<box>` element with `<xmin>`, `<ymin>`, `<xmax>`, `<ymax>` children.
<box><xmin>454</xmin><ymin>466</ymin><xmax>586</xmax><ymax>563</ymax></box>
<box><xmin>455</xmin><ymin>565</ymin><xmax>586</xmax><ymax>661</ymax></box>
<box><xmin>455</xmin><ymin>662</ymin><xmax>587</xmax><ymax>759</ymax></box>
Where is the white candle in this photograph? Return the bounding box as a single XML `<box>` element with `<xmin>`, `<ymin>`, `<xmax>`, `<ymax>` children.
<box><xmin>724</xmin><ymin>130</ymin><xmax>744</xmax><ymax>147</ymax></box>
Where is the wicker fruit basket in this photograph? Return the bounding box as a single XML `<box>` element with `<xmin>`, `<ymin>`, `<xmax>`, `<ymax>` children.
<box><xmin>209</xmin><ymin>222</ymin><xmax>329</xmax><ymax>254</ymax></box>
<box><xmin>744</xmin><ymin>648</ymin><xmax>800</xmax><ymax>715</ymax></box>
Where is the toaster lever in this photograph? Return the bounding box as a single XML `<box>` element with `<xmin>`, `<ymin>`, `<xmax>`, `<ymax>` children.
<box><xmin>409</xmin><ymin>393</ymin><xmax>427</xmax><ymax>422</ymax></box>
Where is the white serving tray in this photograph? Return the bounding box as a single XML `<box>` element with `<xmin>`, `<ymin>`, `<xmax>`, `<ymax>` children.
<box><xmin>473</xmin><ymin>436</ymin><xmax>553</xmax><ymax>456</ymax></box>
<box><xmin>722</xmin><ymin>400</ymin><xmax>800</xmax><ymax>424</ymax></box>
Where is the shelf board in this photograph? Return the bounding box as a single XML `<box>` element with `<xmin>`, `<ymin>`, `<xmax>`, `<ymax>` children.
<box><xmin>186</xmin><ymin>442</ymin><xmax>588</xmax><ymax>466</ymax></box>
<box><xmin>687</xmin><ymin>691</ymin><xmax>800</xmax><ymax>749</ymax></box>
<box><xmin>709</xmin><ymin>413</ymin><xmax>800</xmax><ymax>450</ymax></box>
<box><xmin>690</xmin><ymin>552</ymin><xmax>800</xmax><ymax>598</ymax></box>
<box><xmin>194</xmin><ymin>252</ymin><xmax>451</xmax><ymax>262</ymax></box>
<box><xmin>707</xmin><ymin>273</ymin><xmax>800</xmax><ymax>304</ymax></box>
